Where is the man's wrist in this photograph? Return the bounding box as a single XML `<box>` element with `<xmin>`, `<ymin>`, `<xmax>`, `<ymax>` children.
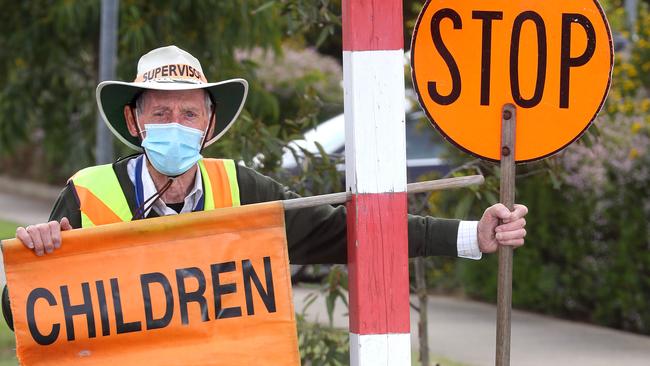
<box><xmin>457</xmin><ymin>220</ymin><xmax>482</xmax><ymax>260</ymax></box>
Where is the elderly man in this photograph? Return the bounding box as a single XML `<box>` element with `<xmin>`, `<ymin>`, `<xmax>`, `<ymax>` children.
<box><xmin>7</xmin><ymin>46</ymin><xmax>527</xmax><ymax>321</ymax></box>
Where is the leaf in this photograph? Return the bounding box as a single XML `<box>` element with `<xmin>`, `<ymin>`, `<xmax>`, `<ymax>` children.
<box><xmin>303</xmin><ymin>292</ymin><xmax>318</xmax><ymax>312</ymax></box>
<box><xmin>315</xmin><ymin>27</ymin><xmax>330</xmax><ymax>48</ymax></box>
<box><xmin>325</xmin><ymin>292</ymin><xmax>336</xmax><ymax>326</ymax></box>
<box><xmin>252</xmin><ymin>1</ymin><xmax>276</xmax><ymax>14</ymax></box>
<box><xmin>484</xmin><ymin>191</ymin><xmax>498</xmax><ymax>205</ymax></box>
<box><xmin>548</xmin><ymin>169</ymin><xmax>562</xmax><ymax>190</ymax></box>
<box><xmin>453</xmin><ymin>193</ymin><xmax>474</xmax><ymax>219</ymax></box>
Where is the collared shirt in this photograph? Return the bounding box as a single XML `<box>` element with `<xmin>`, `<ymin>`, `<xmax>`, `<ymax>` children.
<box><xmin>127</xmin><ymin>155</ymin><xmax>481</xmax><ymax>259</ymax></box>
<box><xmin>126</xmin><ymin>155</ymin><xmax>203</xmax><ymax>217</ymax></box>
<box><xmin>458</xmin><ymin>221</ymin><xmax>481</xmax><ymax>260</ymax></box>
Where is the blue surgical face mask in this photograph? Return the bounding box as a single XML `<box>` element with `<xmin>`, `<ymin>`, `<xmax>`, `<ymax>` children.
<box><xmin>141</xmin><ymin>123</ymin><xmax>205</xmax><ymax>177</ymax></box>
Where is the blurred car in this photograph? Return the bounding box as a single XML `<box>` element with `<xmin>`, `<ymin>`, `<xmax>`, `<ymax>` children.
<box><xmin>281</xmin><ymin>93</ymin><xmax>450</xmax><ymax>183</ymax></box>
<box><xmin>284</xmin><ymin>93</ymin><xmax>451</xmax><ymax>283</ymax></box>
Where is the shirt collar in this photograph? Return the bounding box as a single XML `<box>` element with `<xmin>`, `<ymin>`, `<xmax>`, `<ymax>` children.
<box><xmin>139</xmin><ymin>155</ymin><xmax>204</xmax><ymax>216</ymax></box>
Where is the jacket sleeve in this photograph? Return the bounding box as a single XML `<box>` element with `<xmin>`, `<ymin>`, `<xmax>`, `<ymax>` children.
<box><xmin>235</xmin><ymin>165</ymin><xmax>460</xmax><ymax>265</ymax></box>
<box><xmin>48</xmin><ymin>181</ymin><xmax>82</xmax><ymax>227</ymax></box>
<box><xmin>2</xmin><ymin>184</ymin><xmax>81</xmax><ymax>331</ymax></box>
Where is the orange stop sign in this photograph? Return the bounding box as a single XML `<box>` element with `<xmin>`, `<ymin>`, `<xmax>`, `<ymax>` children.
<box><xmin>411</xmin><ymin>0</ymin><xmax>614</xmax><ymax>162</ymax></box>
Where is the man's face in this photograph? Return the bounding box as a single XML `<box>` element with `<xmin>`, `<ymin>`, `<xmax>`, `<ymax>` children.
<box><xmin>125</xmin><ymin>89</ymin><xmax>211</xmax><ymax>138</ymax></box>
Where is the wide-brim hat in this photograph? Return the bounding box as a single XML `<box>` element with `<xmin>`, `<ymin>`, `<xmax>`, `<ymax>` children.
<box><xmin>96</xmin><ymin>45</ymin><xmax>248</xmax><ymax>151</ymax></box>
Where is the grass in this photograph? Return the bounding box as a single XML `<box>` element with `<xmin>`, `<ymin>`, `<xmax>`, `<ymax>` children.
<box><xmin>0</xmin><ymin>220</ymin><xmax>18</xmax><ymax>241</ymax></box>
<box><xmin>0</xmin><ymin>319</ymin><xmax>17</xmax><ymax>366</ymax></box>
<box><xmin>0</xmin><ymin>220</ymin><xmax>18</xmax><ymax>365</ymax></box>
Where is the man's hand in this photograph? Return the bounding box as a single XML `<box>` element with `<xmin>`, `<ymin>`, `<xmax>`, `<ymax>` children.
<box><xmin>477</xmin><ymin>204</ymin><xmax>528</xmax><ymax>253</ymax></box>
<box><xmin>15</xmin><ymin>218</ymin><xmax>73</xmax><ymax>256</ymax></box>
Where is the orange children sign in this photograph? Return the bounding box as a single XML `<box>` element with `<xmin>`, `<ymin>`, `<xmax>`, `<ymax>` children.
<box><xmin>411</xmin><ymin>0</ymin><xmax>614</xmax><ymax>162</ymax></box>
<box><xmin>2</xmin><ymin>202</ymin><xmax>299</xmax><ymax>366</ymax></box>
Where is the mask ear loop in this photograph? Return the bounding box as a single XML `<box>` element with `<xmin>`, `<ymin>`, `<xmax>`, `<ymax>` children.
<box><xmin>130</xmin><ymin>107</ymin><xmax>145</xmax><ymax>141</ymax></box>
<box><xmin>129</xmin><ymin>97</ymin><xmax>163</xmax><ymax>177</ymax></box>
<box><xmin>128</xmin><ymin>92</ymin><xmax>146</xmax><ymax>143</ymax></box>
<box><xmin>200</xmin><ymin>95</ymin><xmax>217</xmax><ymax>152</ymax></box>
<box><xmin>129</xmin><ymin>103</ymin><xmax>162</xmax><ymax>174</ymax></box>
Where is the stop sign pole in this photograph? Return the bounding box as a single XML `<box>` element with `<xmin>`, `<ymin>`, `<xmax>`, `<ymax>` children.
<box><xmin>497</xmin><ymin>104</ymin><xmax>517</xmax><ymax>365</ymax></box>
<box><xmin>342</xmin><ymin>0</ymin><xmax>411</xmax><ymax>365</ymax></box>
<box><xmin>411</xmin><ymin>1</ymin><xmax>614</xmax><ymax>364</ymax></box>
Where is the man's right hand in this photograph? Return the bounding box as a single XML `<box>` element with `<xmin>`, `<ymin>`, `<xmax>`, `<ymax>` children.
<box><xmin>15</xmin><ymin>218</ymin><xmax>73</xmax><ymax>256</ymax></box>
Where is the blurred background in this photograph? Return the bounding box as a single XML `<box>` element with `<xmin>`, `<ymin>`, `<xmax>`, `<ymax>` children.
<box><xmin>0</xmin><ymin>0</ymin><xmax>648</xmax><ymax>365</ymax></box>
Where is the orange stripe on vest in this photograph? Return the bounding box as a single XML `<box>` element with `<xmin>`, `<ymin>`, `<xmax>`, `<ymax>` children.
<box><xmin>74</xmin><ymin>185</ymin><xmax>123</xmax><ymax>225</ymax></box>
<box><xmin>202</xmin><ymin>160</ymin><xmax>233</xmax><ymax>208</ymax></box>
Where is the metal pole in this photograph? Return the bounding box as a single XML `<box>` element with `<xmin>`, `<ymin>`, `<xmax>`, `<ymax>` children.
<box><xmin>496</xmin><ymin>104</ymin><xmax>516</xmax><ymax>366</ymax></box>
<box><xmin>95</xmin><ymin>0</ymin><xmax>119</xmax><ymax>164</ymax></box>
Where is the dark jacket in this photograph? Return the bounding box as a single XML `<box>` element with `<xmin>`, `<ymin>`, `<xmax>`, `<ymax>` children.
<box><xmin>2</xmin><ymin>155</ymin><xmax>460</xmax><ymax>329</ymax></box>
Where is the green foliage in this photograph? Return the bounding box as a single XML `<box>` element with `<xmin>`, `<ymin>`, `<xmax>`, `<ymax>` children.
<box><xmin>303</xmin><ymin>265</ymin><xmax>348</xmax><ymax>326</ymax></box>
<box><xmin>296</xmin><ymin>313</ymin><xmax>349</xmax><ymax>366</ymax></box>
<box><xmin>630</xmin><ymin>1</ymin><xmax>650</xmax><ymax>91</ymax></box>
<box><xmin>0</xmin><ymin>220</ymin><xmax>18</xmax><ymax>241</ymax></box>
<box><xmin>420</xmin><ymin>2</ymin><xmax>650</xmax><ymax>335</ymax></box>
<box><xmin>0</xmin><ymin>311</ymin><xmax>17</xmax><ymax>366</ymax></box>
<box><xmin>211</xmin><ymin>45</ymin><xmax>343</xmax><ymax>179</ymax></box>
<box><xmin>455</xmin><ymin>156</ymin><xmax>650</xmax><ymax>332</ymax></box>
<box><xmin>0</xmin><ymin>0</ymin><xmax>342</xmax><ymax>183</ymax></box>
<box><xmin>433</xmin><ymin>110</ymin><xmax>650</xmax><ymax>333</ymax></box>
<box><xmin>280</xmin><ymin>0</ymin><xmax>340</xmax><ymax>47</ymax></box>
<box><xmin>297</xmin><ymin>265</ymin><xmax>350</xmax><ymax>365</ymax></box>
<box><xmin>0</xmin><ymin>223</ymin><xmax>18</xmax><ymax>366</ymax></box>
<box><xmin>0</xmin><ymin>1</ymin><xmax>349</xmax><ymax>362</ymax></box>
<box><xmin>297</xmin><ymin>265</ymin><xmax>349</xmax><ymax>364</ymax></box>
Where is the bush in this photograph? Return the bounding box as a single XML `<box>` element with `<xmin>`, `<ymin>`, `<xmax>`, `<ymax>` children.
<box><xmin>297</xmin><ymin>314</ymin><xmax>349</xmax><ymax>366</ymax></box>
<box><xmin>417</xmin><ymin>0</ymin><xmax>648</xmax><ymax>335</ymax></box>
<box><xmin>455</xmin><ymin>142</ymin><xmax>649</xmax><ymax>333</ymax></box>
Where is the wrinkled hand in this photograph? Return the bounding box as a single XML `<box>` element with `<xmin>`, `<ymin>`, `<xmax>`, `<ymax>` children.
<box><xmin>15</xmin><ymin>218</ymin><xmax>73</xmax><ymax>256</ymax></box>
<box><xmin>477</xmin><ymin>204</ymin><xmax>528</xmax><ymax>254</ymax></box>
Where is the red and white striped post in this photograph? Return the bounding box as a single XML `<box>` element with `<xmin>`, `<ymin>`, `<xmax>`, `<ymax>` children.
<box><xmin>343</xmin><ymin>1</ymin><xmax>410</xmax><ymax>365</ymax></box>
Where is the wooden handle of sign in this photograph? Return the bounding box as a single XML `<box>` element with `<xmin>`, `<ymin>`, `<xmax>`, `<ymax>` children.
<box><xmin>282</xmin><ymin>175</ymin><xmax>484</xmax><ymax>210</ymax></box>
<box><xmin>496</xmin><ymin>104</ymin><xmax>516</xmax><ymax>366</ymax></box>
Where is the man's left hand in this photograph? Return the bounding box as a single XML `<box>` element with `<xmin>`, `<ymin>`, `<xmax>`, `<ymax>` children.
<box><xmin>477</xmin><ymin>203</ymin><xmax>528</xmax><ymax>253</ymax></box>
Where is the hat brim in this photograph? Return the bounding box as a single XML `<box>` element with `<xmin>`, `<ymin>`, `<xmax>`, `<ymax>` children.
<box><xmin>96</xmin><ymin>79</ymin><xmax>248</xmax><ymax>151</ymax></box>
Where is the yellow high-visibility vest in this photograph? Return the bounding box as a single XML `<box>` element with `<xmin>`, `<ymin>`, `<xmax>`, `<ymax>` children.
<box><xmin>70</xmin><ymin>158</ymin><xmax>240</xmax><ymax>228</ymax></box>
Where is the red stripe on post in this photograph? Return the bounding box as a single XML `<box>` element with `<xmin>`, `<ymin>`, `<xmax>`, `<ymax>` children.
<box><xmin>342</xmin><ymin>0</ymin><xmax>403</xmax><ymax>51</ymax></box>
<box><xmin>347</xmin><ymin>193</ymin><xmax>410</xmax><ymax>334</ymax></box>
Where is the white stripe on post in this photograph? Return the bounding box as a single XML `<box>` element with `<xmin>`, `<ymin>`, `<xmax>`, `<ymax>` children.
<box><xmin>343</xmin><ymin>1</ymin><xmax>409</xmax><ymax>364</ymax></box>
<box><xmin>350</xmin><ymin>333</ymin><xmax>412</xmax><ymax>365</ymax></box>
<box><xmin>343</xmin><ymin>46</ymin><xmax>410</xmax><ymax>366</ymax></box>
<box><xmin>343</xmin><ymin>50</ymin><xmax>407</xmax><ymax>194</ymax></box>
